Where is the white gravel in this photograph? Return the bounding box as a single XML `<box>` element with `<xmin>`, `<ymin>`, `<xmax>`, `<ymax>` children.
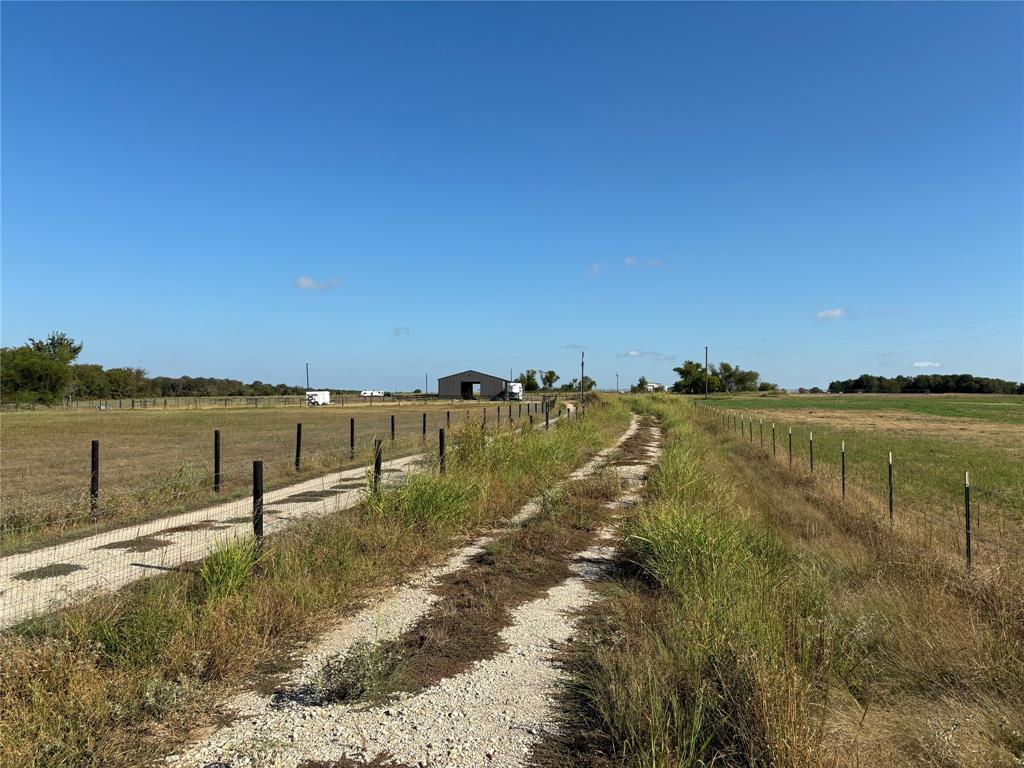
<box><xmin>0</xmin><ymin>412</ymin><xmax>578</xmax><ymax>629</ymax></box>
<box><xmin>170</xmin><ymin>416</ymin><xmax>663</xmax><ymax>768</ymax></box>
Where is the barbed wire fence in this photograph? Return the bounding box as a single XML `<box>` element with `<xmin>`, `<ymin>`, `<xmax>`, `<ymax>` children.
<box><xmin>693</xmin><ymin>402</ymin><xmax>1024</xmax><ymax>570</ymax></box>
<box><xmin>0</xmin><ymin>398</ymin><xmax>572</xmax><ymax>628</ymax></box>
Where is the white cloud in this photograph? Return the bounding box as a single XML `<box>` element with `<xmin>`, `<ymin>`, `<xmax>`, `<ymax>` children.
<box><xmin>295</xmin><ymin>276</ymin><xmax>341</xmax><ymax>292</ymax></box>
<box><xmin>912</xmin><ymin>361</ymin><xmax>941</xmax><ymax>368</ymax></box>
<box><xmin>393</xmin><ymin>326</ymin><xmax>410</xmax><ymax>337</ymax></box>
<box><xmin>624</xmin><ymin>256</ymin><xmax>636</xmax><ymax>267</ymax></box>
<box><xmin>617</xmin><ymin>349</ymin><xmax>675</xmax><ymax>362</ymax></box>
<box><xmin>815</xmin><ymin>308</ymin><xmax>845</xmax><ymax>320</ymax></box>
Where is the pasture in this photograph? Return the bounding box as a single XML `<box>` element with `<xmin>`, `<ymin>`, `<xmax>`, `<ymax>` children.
<box><xmin>695</xmin><ymin>393</ymin><xmax>1024</xmax><ymax>559</ymax></box>
<box><xmin>0</xmin><ymin>398</ymin><xmax>554</xmax><ymax>550</ymax></box>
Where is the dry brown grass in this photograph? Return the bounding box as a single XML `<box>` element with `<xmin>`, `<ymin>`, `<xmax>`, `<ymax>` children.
<box><xmin>1</xmin><ymin>400</ymin><xmax>549</xmax><ymax>551</ymax></box>
<box><xmin>0</xmin><ymin>402</ymin><xmax>627</xmax><ymax>768</ymax></box>
<box><xmin>542</xmin><ymin>396</ymin><xmax>1023</xmax><ymax>768</ymax></box>
<box><xmin>705</xmin><ymin>412</ymin><xmax>1024</xmax><ymax>767</ymax></box>
<box><xmin>736</xmin><ymin>405</ymin><xmax>1024</xmax><ymax>446</ymax></box>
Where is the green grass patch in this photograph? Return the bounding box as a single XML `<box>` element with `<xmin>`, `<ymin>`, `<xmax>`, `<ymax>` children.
<box><xmin>700</xmin><ymin>392</ymin><xmax>1024</xmax><ymax>424</ymax></box>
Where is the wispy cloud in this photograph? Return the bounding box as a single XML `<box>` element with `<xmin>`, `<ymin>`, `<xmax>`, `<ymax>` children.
<box><xmin>562</xmin><ymin>343</ymin><xmax>588</xmax><ymax>350</ymax></box>
<box><xmin>295</xmin><ymin>275</ymin><xmax>342</xmax><ymax>292</ymax></box>
<box><xmin>617</xmin><ymin>349</ymin><xmax>675</xmax><ymax>362</ymax></box>
<box><xmin>912</xmin><ymin>361</ymin><xmax>941</xmax><ymax>368</ymax></box>
<box><xmin>815</xmin><ymin>308</ymin><xmax>845</xmax><ymax>320</ymax></box>
<box><xmin>587</xmin><ymin>262</ymin><xmax>603</xmax><ymax>278</ymax></box>
<box><xmin>393</xmin><ymin>326</ymin><xmax>410</xmax><ymax>337</ymax></box>
<box><xmin>623</xmin><ymin>256</ymin><xmax>662</xmax><ymax>269</ymax></box>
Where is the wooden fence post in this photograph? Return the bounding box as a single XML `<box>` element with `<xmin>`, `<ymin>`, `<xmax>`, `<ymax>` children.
<box><xmin>295</xmin><ymin>423</ymin><xmax>302</xmax><ymax>471</ymax></box>
<box><xmin>439</xmin><ymin>428</ymin><xmax>446</xmax><ymax>474</ymax></box>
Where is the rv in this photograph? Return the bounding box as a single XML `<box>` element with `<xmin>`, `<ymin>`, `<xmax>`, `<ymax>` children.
<box><xmin>504</xmin><ymin>381</ymin><xmax>524</xmax><ymax>401</ymax></box>
<box><xmin>360</xmin><ymin>390</ymin><xmax>386</xmax><ymax>398</ymax></box>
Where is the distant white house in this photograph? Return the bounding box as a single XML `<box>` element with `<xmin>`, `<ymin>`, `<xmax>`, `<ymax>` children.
<box><xmin>644</xmin><ymin>382</ymin><xmax>666</xmax><ymax>392</ymax></box>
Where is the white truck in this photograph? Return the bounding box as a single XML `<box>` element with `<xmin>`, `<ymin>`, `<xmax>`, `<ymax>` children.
<box><xmin>306</xmin><ymin>390</ymin><xmax>331</xmax><ymax>406</ymax></box>
<box><xmin>505</xmin><ymin>382</ymin><xmax>524</xmax><ymax>401</ymax></box>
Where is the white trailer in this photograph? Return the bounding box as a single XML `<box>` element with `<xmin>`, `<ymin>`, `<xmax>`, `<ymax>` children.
<box><xmin>505</xmin><ymin>381</ymin><xmax>524</xmax><ymax>401</ymax></box>
<box><xmin>306</xmin><ymin>390</ymin><xmax>331</xmax><ymax>406</ymax></box>
<box><xmin>360</xmin><ymin>390</ymin><xmax>386</xmax><ymax>398</ymax></box>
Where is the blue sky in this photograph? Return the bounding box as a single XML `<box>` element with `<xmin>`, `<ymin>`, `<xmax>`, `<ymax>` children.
<box><xmin>2</xmin><ymin>2</ymin><xmax>1021</xmax><ymax>390</ymax></box>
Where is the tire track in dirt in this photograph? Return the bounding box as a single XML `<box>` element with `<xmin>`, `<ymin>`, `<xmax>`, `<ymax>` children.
<box><xmin>172</xmin><ymin>414</ymin><xmax>662</xmax><ymax>768</ymax></box>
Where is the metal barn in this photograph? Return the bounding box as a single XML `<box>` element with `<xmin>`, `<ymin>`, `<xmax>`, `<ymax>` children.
<box><xmin>437</xmin><ymin>370</ymin><xmax>509</xmax><ymax>400</ymax></box>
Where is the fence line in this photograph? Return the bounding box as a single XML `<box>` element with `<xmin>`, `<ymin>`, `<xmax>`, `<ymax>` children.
<box><xmin>692</xmin><ymin>401</ymin><xmax>1023</xmax><ymax>570</ymax></box>
<box><xmin>0</xmin><ymin>401</ymin><xmax>574</xmax><ymax>628</ymax></box>
<box><xmin>0</xmin><ymin>393</ymin><xmax>561</xmax><ymax>412</ymax></box>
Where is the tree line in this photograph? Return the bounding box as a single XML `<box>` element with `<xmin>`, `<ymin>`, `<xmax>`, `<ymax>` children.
<box><xmin>828</xmin><ymin>373</ymin><xmax>1022</xmax><ymax>395</ymax></box>
<box><xmin>1</xmin><ymin>332</ymin><xmax>307</xmax><ymax>404</ymax></box>
<box><xmin>514</xmin><ymin>369</ymin><xmax>596</xmax><ymax>392</ymax></box>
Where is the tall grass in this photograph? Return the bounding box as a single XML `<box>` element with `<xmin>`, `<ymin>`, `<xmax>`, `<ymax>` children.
<box><xmin>0</xmin><ymin>399</ymin><xmax>630</xmax><ymax>768</ymax></box>
<box><xmin>550</xmin><ymin>394</ymin><xmax>1024</xmax><ymax>768</ymax></box>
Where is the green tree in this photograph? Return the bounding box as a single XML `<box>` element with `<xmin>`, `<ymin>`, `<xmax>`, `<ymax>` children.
<box><xmin>630</xmin><ymin>376</ymin><xmax>650</xmax><ymax>393</ymax></box>
<box><xmin>0</xmin><ymin>346</ymin><xmax>72</xmax><ymax>403</ymax></box>
<box><xmin>70</xmin><ymin>364</ymin><xmax>112</xmax><ymax>399</ymax></box>
<box><xmin>29</xmin><ymin>331</ymin><xmax>83</xmax><ymax>364</ymax></box>
<box><xmin>516</xmin><ymin>369</ymin><xmax>540</xmax><ymax>391</ymax></box>
<box><xmin>105</xmin><ymin>367</ymin><xmax>150</xmax><ymax>398</ymax></box>
<box><xmin>671</xmin><ymin>360</ymin><xmax>716</xmax><ymax>394</ymax></box>
<box><xmin>541</xmin><ymin>370</ymin><xmax>559</xmax><ymax>390</ymax></box>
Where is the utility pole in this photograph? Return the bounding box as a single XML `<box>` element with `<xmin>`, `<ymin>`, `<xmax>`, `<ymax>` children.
<box><xmin>306</xmin><ymin>362</ymin><xmax>310</xmax><ymax>390</ymax></box>
<box><xmin>425</xmin><ymin>372</ymin><xmax>428</xmax><ymax>395</ymax></box>
<box><xmin>616</xmin><ymin>372</ymin><xmax>619</xmax><ymax>393</ymax></box>
<box><xmin>704</xmin><ymin>346</ymin><xmax>709</xmax><ymax>400</ymax></box>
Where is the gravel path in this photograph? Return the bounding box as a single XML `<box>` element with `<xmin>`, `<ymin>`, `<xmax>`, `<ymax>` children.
<box><xmin>171</xmin><ymin>414</ymin><xmax>661</xmax><ymax>768</ymax></box>
<box><xmin>0</xmin><ymin>453</ymin><xmax>425</xmax><ymax>629</ymax></box>
<box><xmin>0</xmin><ymin>410</ymin><xmax>576</xmax><ymax>629</ymax></box>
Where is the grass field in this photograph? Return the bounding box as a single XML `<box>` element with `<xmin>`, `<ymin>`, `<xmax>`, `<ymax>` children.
<box><xmin>694</xmin><ymin>394</ymin><xmax>1024</xmax><ymax>545</ymax></box>
<box><xmin>0</xmin><ymin>399</ymin><xmax>628</xmax><ymax>768</ymax></box>
<box><xmin>546</xmin><ymin>395</ymin><xmax>1024</xmax><ymax>767</ymax></box>
<box><xmin>0</xmin><ymin>399</ymin><xmax>559</xmax><ymax>550</ymax></box>
<box><xmin>701</xmin><ymin>391</ymin><xmax>1024</xmax><ymax>423</ymax></box>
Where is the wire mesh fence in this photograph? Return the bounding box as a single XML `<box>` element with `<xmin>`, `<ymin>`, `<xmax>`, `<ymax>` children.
<box><xmin>693</xmin><ymin>402</ymin><xmax>1024</xmax><ymax>569</ymax></box>
<box><xmin>0</xmin><ymin>399</ymin><xmax>571</xmax><ymax>628</ymax></box>
<box><xmin>0</xmin><ymin>393</ymin><xmax>555</xmax><ymax>411</ymax></box>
